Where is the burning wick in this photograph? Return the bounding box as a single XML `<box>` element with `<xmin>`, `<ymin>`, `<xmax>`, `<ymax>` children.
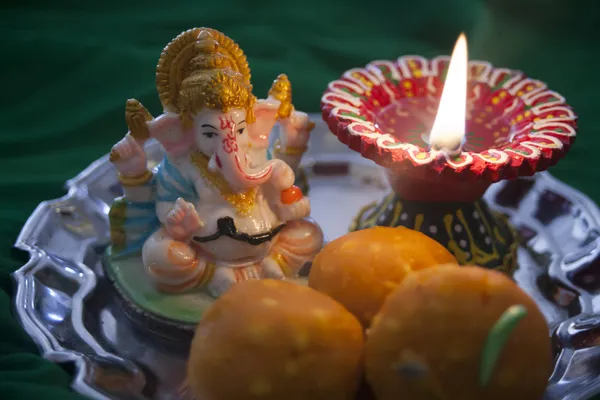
<box><xmin>428</xmin><ymin>33</ymin><xmax>468</xmax><ymax>157</ymax></box>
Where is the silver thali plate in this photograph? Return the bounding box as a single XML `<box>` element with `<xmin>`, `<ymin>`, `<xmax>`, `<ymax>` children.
<box><xmin>12</xmin><ymin>115</ymin><xmax>600</xmax><ymax>400</ymax></box>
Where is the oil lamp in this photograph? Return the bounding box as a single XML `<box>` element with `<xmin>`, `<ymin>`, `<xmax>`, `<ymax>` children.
<box><xmin>321</xmin><ymin>33</ymin><xmax>577</xmax><ymax>272</ymax></box>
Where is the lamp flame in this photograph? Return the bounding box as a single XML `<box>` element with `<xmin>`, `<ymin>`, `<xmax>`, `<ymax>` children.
<box><xmin>429</xmin><ymin>33</ymin><xmax>468</xmax><ymax>155</ymax></box>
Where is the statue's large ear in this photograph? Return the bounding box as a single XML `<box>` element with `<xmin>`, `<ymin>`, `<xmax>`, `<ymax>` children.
<box><xmin>147</xmin><ymin>113</ymin><xmax>194</xmax><ymax>157</ymax></box>
<box><xmin>247</xmin><ymin>98</ymin><xmax>281</xmax><ymax>149</ymax></box>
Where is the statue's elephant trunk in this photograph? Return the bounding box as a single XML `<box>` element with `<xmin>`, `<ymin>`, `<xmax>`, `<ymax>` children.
<box><xmin>209</xmin><ymin>130</ymin><xmax>275</xmax><ymax>191</ymax></box>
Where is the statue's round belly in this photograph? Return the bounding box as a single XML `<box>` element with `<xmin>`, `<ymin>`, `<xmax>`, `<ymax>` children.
<box><xmin>191</xmin><ymin>200</ymin><xmax>281</xmax><ymax>265</ymax></box>
<box><xmin>195</xmin><ymin>236</ymin><xmax>275</xmax><ymax>265</ymax></box>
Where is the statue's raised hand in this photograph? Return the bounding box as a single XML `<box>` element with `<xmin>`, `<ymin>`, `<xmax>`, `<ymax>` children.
<box><xmin>279</xmin><ymin>110</ymin><xmax>314</xmax><ymax>150</ymax></box>
<box><xmin>166</xmin><ymin>198</ymin><xmax>204</xmax><ymax>242</ymax></box>
<box><xmin>277</xmin><ymin>195</ymin><xmax>310</xmax><ymax>221</ymax></box>
<box><xmin>110</xmin><ymin>133</ymin><xmax>147</xmax><ymax>177</ymax></box>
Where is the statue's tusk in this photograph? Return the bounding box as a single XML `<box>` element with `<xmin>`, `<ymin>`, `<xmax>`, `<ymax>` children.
<box><xmin>207</xmin><ymin>153</ymin><xmax>220</xmax><ymax>172</ymax></box>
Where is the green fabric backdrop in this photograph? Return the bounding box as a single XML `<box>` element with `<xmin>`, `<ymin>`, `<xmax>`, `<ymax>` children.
<box><xmin>1</xmin><ymin>1</ymin><xmax>599</xmax><ymax>398</ymax></box>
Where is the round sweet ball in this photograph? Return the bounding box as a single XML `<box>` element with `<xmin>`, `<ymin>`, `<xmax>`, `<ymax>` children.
<box><xmin>308</xmin><ymin>226</ymin><xmax>457</xmax><ymax>327</ymax></box>
<box><xmin>365</xmin><ymin>265</ymin><xmax>552</xmax><ymax>400</ymax></box>
<box><xmin>187</xmin><ymin>279</ymin><xmax>364</xmax><ymax>400</ymax></box>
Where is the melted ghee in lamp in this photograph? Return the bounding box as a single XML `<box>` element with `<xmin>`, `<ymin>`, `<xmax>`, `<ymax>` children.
<box><xmin>374</xmin><ymin>99</ymin><xmax>515</xmax><ymax>153</ymax></box>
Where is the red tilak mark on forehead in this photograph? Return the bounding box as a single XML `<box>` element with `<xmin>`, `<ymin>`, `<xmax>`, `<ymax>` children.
<box><xmin>219</xmin><ymin>116</ymin><xmax>238</xmax><ymax>154</ymax></box>
<box><xmin>219</xmin><ymin>116</ymin><xmax>235</xmax><ymax>131</ymax></box>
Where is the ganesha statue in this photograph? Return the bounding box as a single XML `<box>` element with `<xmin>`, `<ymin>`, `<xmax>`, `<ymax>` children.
<box><xmin>107</xmin><ymin>28</ymin><xmax>323</xmax><ymax>298</ymax></box>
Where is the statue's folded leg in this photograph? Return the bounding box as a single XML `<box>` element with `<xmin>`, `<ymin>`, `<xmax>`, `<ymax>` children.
<box><xmin>262</xmin><ymin>219</ymin><xmax>324</xmax><ymax>279</ymax></box>
<box><xmin>207</xmin><ymin>264</ymin><xmax>263</xmax><ymax>297</ymax></box>
<box><xmin>142</xmin><ymin>228</ymin><xmax>214</xmax><ymax>293</ymax></box>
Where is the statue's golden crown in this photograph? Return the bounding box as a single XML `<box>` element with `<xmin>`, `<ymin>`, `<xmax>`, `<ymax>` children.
<box><xmin>155</xmin><ymin>28</ymin><xmax>252</xmax><ymax>114</ymax></box>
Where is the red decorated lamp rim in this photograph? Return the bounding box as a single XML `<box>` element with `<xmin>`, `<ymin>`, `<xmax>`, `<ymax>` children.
<box><xmin>321</xmin><ymin>56</ymin><xmax>578</xmax><ymax>184</ymax></box>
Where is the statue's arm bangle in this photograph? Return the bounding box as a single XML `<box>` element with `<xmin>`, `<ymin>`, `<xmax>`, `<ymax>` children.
<box><xmin>118</xmin><ymin>170</ymin><xmax>153</xmax><ymax>186</ymax></box>
<box><xmin>197</xmin><ymin>262</ymin><xmax>216</xmax><ymax>288</ymax></box>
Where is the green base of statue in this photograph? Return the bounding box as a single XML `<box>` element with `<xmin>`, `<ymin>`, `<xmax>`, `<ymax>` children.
<box><xmin>104</xmin><ymin>247</ymin><xmax>309</xmax><ymax>343</ymax></box>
